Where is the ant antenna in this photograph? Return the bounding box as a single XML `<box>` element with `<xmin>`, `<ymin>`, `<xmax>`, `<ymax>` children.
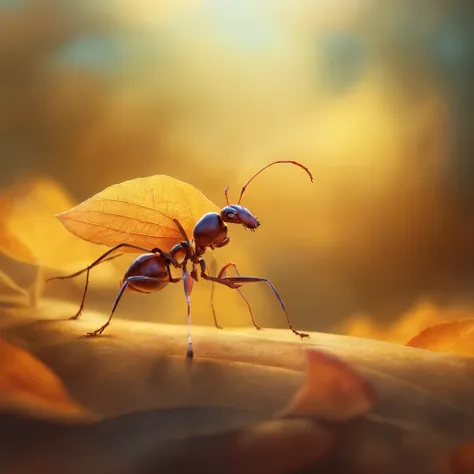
<box><xmin>237</xmin><ymin>160</ymin><xmax>314</xmax><ymax>205</ymax></box>
<box><xmin>224</xmin><ymin>186</ymin><xmax>231</xmax><ymax>205</ymax></box>
<box><xmin>173</xmin><ymin>218</ymin><xmax>191</xmax><ymax>243</ymax></box>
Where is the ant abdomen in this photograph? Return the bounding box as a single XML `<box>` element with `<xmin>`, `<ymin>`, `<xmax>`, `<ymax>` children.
<box><xmin>121</xmin><ymin>253</ymin><xmax>170</xmax><ymax>293</ymax></box>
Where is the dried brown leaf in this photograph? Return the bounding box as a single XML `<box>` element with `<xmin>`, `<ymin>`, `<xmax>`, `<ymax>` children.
<box><xmin>0</xmin><ymin>337</ymin><xmax>86</xmax><ymax>420</ymax></box>
<box><xmin>406</xmin><ymin>318</ymin><xmax>474</xmax><ymax>357</ymax></box>
<box><xmin>57</xmin><ymin>175</ymin><xmax>220</xmax><ymax>252</ymax></box>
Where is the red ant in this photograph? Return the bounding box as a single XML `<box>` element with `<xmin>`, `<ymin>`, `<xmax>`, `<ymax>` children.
<box><xmin>48</xmin><ymin>161</ymin><xmax>313</xmax><ymax>358</ymax></box>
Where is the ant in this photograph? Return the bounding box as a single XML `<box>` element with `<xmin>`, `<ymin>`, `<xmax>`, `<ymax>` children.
<box><xmin>48</xmin><ymin>161</ymin><xmax>313</xmax><ymax>358</ymax></box>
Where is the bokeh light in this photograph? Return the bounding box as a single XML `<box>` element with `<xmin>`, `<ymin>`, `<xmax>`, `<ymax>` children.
<box><xmin>1</xmin><ymin>0</ymin><xmax>473</xmax><ymax>339</ymax></box>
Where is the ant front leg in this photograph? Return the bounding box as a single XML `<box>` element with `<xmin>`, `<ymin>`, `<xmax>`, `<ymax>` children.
<box><xmin>210</xmin><ymin>262</ymin><xmax>260</xmax><ymax>330</ymax></box>
<box><xmin>182</xmin><ymin>267</ymin><xmax>194</xmax><ymax>358</ymax></box>
<box><xmin>201</xmin><ymin>271</ymin><xmax>309</xmax><ymax>339</ymax></box>
<box><xmin>208</xmin><ymin>255</ymin><xmax>222</xmax><ymax>329</ymax></box>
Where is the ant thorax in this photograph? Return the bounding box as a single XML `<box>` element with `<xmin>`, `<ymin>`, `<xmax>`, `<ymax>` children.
<box><xmin>170</xmin><ymin>242</ymin><xmax>190</xmax><ymax>265</ymax></box>
<box><xmin>193</xmin><ymin>212</ymin><xmax>229</xmax><ymax>255</ymax></box>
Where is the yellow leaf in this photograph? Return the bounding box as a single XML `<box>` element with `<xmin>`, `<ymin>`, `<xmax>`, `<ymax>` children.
<box><xmin>0</xmin><ymin>269</ymin><xmax>29</xmax><ymax>306</ymax></box>
<box><xmin>406</xmin><ymin>319</ymin><xmax>474</xmax><ymax>357</ymax></box>
<box><xmin>0</xmin><ymin>177</ymin><xmax>114</xmax><ymax>271</ymax></box>
<box><xmin>57</xmin><ymin>175</ymin><xmax>220</xmax><ymax>252</ymax></box>
<box><xmin>0</xmin><ymin>226</ymin><xmax>37</xmax><ymax>263</ymax></box>
<box><xmin>0</xmin><ymin>337</ymin><xmax>86</xmax><ymax>420</ymax></box>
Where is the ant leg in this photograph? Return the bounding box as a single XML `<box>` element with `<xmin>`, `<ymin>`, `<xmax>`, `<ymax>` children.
<box><xmin>209</xmin><ymin>255</ymin><xmax>222</xmax><ymax>329</ymax></box>
<box><xmin>165</xmin><ymin>261</ymin><xmax>182</xmax><ymax>284</ymax></box>
<box><xmin>172</xmin><ymin>218</ymin><xmax>191</xmax><ymax>243</ymax></box>
<box><xmin>211</xmin><ymin>262</ymin><xmax>260</xmax><ymax>330</ymax></box>
<box><xmin>47</xmin><ymin>254</ymin><xmax>121</xmax><ymax>283</ymax></box>
<box><xmin>86</xmin><ymin>275</ymin><xmax>165</xmax><ymax>336</ymax></box>
<box><xmin>169</xmin><ymin>274</ymin><xmax>182</xmax><ymax>284</ymax></box>
<box><xmin>182</xmin><ymin>269</ymin><xmax>194</xmax><ymax>358</ymax></box>
<box><xmin>48</xmin><ymin>253</ymin><xmax>121</xmax><ymax>320</ymax></box>
<box><xmin>201</xmin><ymin>273</ymin><xmax>309</xmax><ymax>339</ymax></box>
<box><xmin>47</xmin><ymin>243</ymin><xmax>177</xmax><ymax>320</ymax></box>
<box><xmin>70</xmin><ymin>266</ymin><xmax>89</xmax><ymax>320</ymax></box>
<box><xmin>49</xmin><ymin>242</ymin><xmax>175</xmax><ymax>284</ymax></box>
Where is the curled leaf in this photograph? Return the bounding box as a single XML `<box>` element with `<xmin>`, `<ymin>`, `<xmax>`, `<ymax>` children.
<box><xmin>0</xmin><ymin>337</ymin><xmax>87</xmax><ymax>420</ymax></box>
<box><xmin>57</xmin><ymin>175</ymin><xmax>220</xmax><ymax>252</ymax></box>
<box><xmin>279</xmin><ymin>349</ymin><xmax>375</xmax><ymax>421</ymax></box>
<box><xmin>407</xmin><ymin>319</ymin><xmax>474</xmax><ymax>357</ymax></box>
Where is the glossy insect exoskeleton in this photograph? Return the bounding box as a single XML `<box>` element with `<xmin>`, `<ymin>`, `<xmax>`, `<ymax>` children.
<box><xmin>121</xmin><ymin>254</ymin><xmax>171</xmax><ymax>293</ymax></box>
<box><xmin>48</xmin><ymin>161</ymin><xmax>313</xmax><ymax>358</ymax></box>
<box><xmin>193</xmin><ymin>205</ymin><xmax>261</xmax><ymax>256</ymax></box>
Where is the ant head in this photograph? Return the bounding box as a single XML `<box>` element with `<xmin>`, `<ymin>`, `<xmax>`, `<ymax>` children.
<box><xmin>221</xmin><ymin>205</ymin><xmax>260</xmax><ymax>231</ymax></box>
<box><xmin>221</xmin><ymin>161</ymin><xmax>313</xmax><ymax>232</ymax></box>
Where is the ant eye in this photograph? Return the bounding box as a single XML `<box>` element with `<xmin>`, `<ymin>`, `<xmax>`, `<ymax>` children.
<box><xmin>226</xmin><ymin>212</ymin><xmax>237</xmax><ymax>220</ymax></box>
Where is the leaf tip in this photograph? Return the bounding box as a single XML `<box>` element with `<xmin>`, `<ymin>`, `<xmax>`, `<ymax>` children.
<box><xmin>55</xmin><ymin>211</ymin><xmax>67</xmax><ymax>221</ymax></box>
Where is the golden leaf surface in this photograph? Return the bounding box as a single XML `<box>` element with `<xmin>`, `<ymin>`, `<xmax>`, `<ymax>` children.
<box><xmin>57</xmin><ymin>175</ymin><xmax>220</xmax><ymax>252</ymax></box>
<box><xmin>0</xmin><ymin>346</ymin><xmax>372</xmax><ymax>474</ymax></box>
<box><xmin>2</xmin><ymin>301</ymin><xmax>474</xmax><ymax>474</ymax></box>
<box><xmin>0</xmin><ymin>177</ymin><xmax>113</xmax><ymax>270</ymax></box>
<box><xmin>3</xmin><ymin>299</ymin><xmax>474</xmax><ymax>428</ymax></box>
<box><xmin>0</xmin><ymin>337</ymin><xmax>86</xmax><ymax>420</ymax></box>
<box><xmin>407</xmin><ymin>318</ymin><xmax>474</xmax><ymax>357</ymax></box>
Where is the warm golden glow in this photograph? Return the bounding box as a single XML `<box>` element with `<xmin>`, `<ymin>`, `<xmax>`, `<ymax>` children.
<box><xmin>340</xmin><ymin>300</ymin><xmax>474</xmax><ymax>346</ymax></box>
<box><xmin>0</xmin><ymin>0</ymin><xmax>471</xmax><ymax>344</ymax></box>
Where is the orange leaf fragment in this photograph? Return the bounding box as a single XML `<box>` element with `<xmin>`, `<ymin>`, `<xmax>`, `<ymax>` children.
<box><xmin>279</xmin><ymin>349</ymin><xmax>375</xmax><ymax>421</ymax></box>
<box><xmin>0</xmin><ymin>337</ymin><xmax>86</xmax><ymax>420</ymax></box>
<box><xmin>406</xmin><ymin>318</ymin><xmax>474</xmax><ymax>357</ymax></box>
<box><xmin>450</xmin><ymin>439</ymin><xmax>474</xmax><ymax>474</ymax></box>
<box><xmin>0</xmin><ymin>269</ymin><xmax>29</xmax><ymax>305</ymax></box>
<box><xmin>57</xmin><ymin>175</ymin><xmax>220</xmax><ymax>252</ymax></box>
<box><xmin>0</xmin><ymin>177</ymin><xmax>112</xmax><ymax>270</ymax></box>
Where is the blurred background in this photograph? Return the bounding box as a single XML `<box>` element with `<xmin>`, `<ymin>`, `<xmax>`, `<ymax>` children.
<box><xmin>0</xmin><ymin>0</ymin><xmax>473</xmax><ymax>342</ymax></box>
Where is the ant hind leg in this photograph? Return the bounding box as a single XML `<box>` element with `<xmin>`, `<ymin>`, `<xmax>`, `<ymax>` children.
<box><xmin>47</xmin><ymin>243</ymin><xmax>171</xmax><ymax>320</ymax></box>
<box><xmin>201</xmin><ymin>272</ymin><xmax>309</xmax><ymax>339</ymax></box>
<box><xmin>86</xmin><ymin>275</ymin><xmax>166</xmax><ymax>337</ymax></box>
<box><xmin>211</xmin><ymin>262</ymin><xmax>260</xmax><ymax>330</ymax></box>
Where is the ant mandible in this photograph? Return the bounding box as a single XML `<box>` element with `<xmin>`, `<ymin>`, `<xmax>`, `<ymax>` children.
<box><xmin>48</xmin><ymin>161</ymin><xmax>313</xmax><ymax>358</ymax></box>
